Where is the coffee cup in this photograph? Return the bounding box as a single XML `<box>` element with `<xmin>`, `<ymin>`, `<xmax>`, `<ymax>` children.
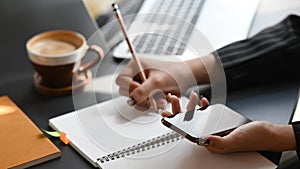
<box><xmin>26</xmin><ymin>30</ymin><xmax>104</xmax><ymax>88</ymax></box>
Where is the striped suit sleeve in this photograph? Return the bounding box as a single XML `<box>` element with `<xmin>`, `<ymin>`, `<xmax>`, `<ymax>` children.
<box><xmin>217</xmin><ymin>15</ymin><xmax>300</xmax><ymax>91</ymax></box>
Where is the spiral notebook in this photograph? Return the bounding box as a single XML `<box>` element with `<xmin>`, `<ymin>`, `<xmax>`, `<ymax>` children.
<box><xmin>49</xmin><ymin>96</ymin><xmax>276</xmax><ymax>169</ymax></box>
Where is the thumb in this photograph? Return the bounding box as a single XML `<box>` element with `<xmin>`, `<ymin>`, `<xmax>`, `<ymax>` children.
<box><xmin>130</xmin><ymin>78</ymin><xmax>156</xmax><ymax>104</ymax></box>
<box><xmin>206</xmin><ymin>135</ymin><xmax>223</xmax><ymax>146</ymax></box>
<box><xmin>203</xmin><ymin>135</ymin><xmax>228</xmax><ymax>154</ymax></box>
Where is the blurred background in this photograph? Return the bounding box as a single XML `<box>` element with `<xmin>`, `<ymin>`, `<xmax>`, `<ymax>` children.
<box><xmin>83</xmin><ymin>0</ymin><xmax>143</xmax><ymax>27</ymax></box>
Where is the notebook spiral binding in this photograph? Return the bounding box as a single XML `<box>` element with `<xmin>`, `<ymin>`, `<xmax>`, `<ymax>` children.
<box><xmin>96</xmin><ymin>131</ymin><xmax>183</xmax><ymax>164</ymax></box>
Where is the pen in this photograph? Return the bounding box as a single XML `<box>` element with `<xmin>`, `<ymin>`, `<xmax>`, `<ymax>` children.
<box><xmin>112</xmin><ymin>3</ymin><xmax>146</xmax><ymax>106</ymax></box>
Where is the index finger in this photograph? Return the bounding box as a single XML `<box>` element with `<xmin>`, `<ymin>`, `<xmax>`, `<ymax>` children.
<box><xmin>116</xmin><ymin>61</ymin><xmax>137</xmax><ymax>86</ymax></box>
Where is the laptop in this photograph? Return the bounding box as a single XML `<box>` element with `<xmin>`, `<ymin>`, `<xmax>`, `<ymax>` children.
<box><xmin>112</xmin><ymin>0</ymin><xmax>260</xmax><ymax>61</ymax></box>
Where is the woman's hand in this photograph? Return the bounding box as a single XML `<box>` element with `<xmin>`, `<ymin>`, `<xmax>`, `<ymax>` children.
<box><xmin>161</xmin><ymin>91</ymin><xmax>209</xmax><ymax>117</ymax></box>
<box><xmin>116</xmin><ymin>57</ymin><xmax>210</xmax><ymax>105</ymax></box>
<box><xmin>162</xmin><ymin>92</ymin><xmax>297</xmax><ymax>154</ymax></box>
<box><xmin>205</xmin><ymin>121</ymin><xmax>296</xmax><ymax>154</ymax></box>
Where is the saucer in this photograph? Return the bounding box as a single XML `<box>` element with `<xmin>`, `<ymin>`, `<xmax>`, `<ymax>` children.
<box><xmin>33</xmin><ymin>70</ymin><xmax>92</xmax><ymax>96</ymax></box>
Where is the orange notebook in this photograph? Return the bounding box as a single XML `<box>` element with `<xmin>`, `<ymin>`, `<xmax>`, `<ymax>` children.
<box><xmin>0</xmin><ymin>96</ymin><xmax>61</xmax><ymax>169</ymax></box>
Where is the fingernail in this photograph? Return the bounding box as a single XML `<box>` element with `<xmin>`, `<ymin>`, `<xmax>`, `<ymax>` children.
<box><xmin>197</xmin><ymin>105</ymin><xmax>208</xmax><ymax>111</ymax></box>
<box><xmin>198</xmin><ymin>137</ymin><xmax>210</xmax><ymax>146</ymax></box>
<box><xmin>166</xmin><ymin>93</ymin><xmax>172</xmax><ymax>102</ymax></box>
<box><xmin>127</xmin><ymin>97</ymin><xmax>136</xmax><ymax>106</ymax></box>
<box><xmin>204</xmin><ymin>139</ymin><xmax>210</xmax><ymax>146</ymax></box>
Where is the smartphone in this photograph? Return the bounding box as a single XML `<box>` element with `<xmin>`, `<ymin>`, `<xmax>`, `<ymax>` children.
<box><xmin>161</xmin><ymin>104</ymin><xmax>251</xmax><ymax>145</ymax></box>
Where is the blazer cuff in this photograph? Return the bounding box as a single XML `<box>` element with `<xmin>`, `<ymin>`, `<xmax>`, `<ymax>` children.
<box><xmin>292</xmin><ymin>121</ymin><xmax>300</xmax><ymax>158</ymax></box>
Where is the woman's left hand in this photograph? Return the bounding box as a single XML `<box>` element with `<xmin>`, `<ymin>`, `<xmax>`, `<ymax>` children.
<box><xmin>162</xmin><ymin>92</ymin><xmax>297</xmax><ymax>154</ymax></box>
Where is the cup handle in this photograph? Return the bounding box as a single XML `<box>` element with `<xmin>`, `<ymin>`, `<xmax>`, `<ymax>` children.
<box><xmin>79</xmin><ymin>45</ymin><xmax>104</xmax><ymax>72</ymax></box>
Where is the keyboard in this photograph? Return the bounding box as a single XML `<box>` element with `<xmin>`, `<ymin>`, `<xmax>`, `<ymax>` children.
<box><xmin>131</xmin><ymin>0</ymin><xmax>205</xmax><ymax>56</ymax></box>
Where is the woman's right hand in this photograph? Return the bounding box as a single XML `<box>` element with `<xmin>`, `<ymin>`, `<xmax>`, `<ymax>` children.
<box><xmin>116</xmin><ymin>57</ymin><xmax>210</xmax><ymax>105</ymax></box>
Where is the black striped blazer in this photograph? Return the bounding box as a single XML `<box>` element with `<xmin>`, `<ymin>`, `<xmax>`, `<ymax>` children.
<box><xmin>217</xmin><ymin>15</ymin><xmax>300</xmax><ymax>158</ymax></box>
<box><xmin>218</xmin><ymin>15</ymin><xmax>300</xmax><ymax>91</ymax></box>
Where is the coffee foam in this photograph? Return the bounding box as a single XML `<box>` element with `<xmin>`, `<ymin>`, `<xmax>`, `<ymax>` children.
<box><xmin>30</xmin><ymin>39</ymin><xmax>77</xmax><ymax>56</ymax></box>
<box><xmin>27</xmin><ymin>30</ymin><xmax>87</xmax><ymax>66</ymax></box>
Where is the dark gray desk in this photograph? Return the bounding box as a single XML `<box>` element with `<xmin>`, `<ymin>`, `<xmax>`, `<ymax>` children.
<box><xmin>0</xmin><ymin>0</ymin><xmax>113</xmax><ymax>168</ymax></box>
<box><xmin>0</xmin><ymin>0</ymin><xmax>299</xmax><ymax>168</ymax></box>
